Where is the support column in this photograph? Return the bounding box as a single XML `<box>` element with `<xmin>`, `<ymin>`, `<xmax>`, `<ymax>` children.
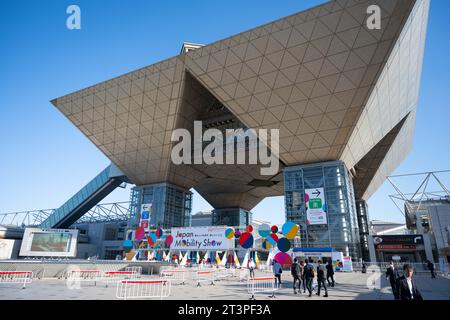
<box><xmin>367</xmin><ymin>235</ymin><xmax>378</xmax><ymax>262</ymax></box>
<box><xmin>283</xmin><ymin>161</ymin><xmax>361</xmax><ymax>260</ymax></box>
<box><xmin>130</xmin><ymin>183</ymin><xmax>192</xmax><ymax>229</ymax></box>
<box><xmin>356</xmin><ymin>200</ymin><xmax>371</xmax><ymax>262</ymax></box>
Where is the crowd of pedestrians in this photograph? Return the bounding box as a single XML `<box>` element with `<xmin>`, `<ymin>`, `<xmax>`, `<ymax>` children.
<box><xmin>270</xmin><ymin>258</ymin><xmax>336</xmax><ymax>297</ymax></box>
<box><xmin>251</xmin><ymin>257</ymin><xmax>435</xmax><ymax>300</ymax></box>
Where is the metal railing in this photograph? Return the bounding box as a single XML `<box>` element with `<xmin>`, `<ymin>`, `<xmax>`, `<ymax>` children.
<box><xmin>0</xmin><ymin>260</ymin><xmax>158</xmax><ymax>279</ymax></box>
<box><xmin>116</xmin><ymin>279</ymin><xmax>171</xmax><ymax>300</ymax></box>
<box><xmin>0</xmin><ymin>201</ymin><xmax>132</xmax><ymax>228</ymax></box>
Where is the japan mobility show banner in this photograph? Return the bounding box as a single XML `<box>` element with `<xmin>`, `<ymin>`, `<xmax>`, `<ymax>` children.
<box><xmin>305</xmin><ymin>188</ymin><xmax>327</xmax><ymax>225</ymax></box>
<box><xmin>170</xmin><ymin>226</ymin><xmax>234</xmax><ymax>250</ymax></box>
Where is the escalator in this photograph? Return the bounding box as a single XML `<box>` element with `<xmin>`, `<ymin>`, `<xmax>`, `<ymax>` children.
<box><xmin>40</xmin><ymin>164</ymin><xmax>127</xmax><ymax>229</ymax></box>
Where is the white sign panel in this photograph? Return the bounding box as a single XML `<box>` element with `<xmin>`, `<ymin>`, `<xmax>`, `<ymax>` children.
<box><xmin>140</xmin><ymin>203</ymin><xmax>152</xmax><ymax>231</ymax></box>
<box><xmin>170</xmin><ymin>226</ymin><xmax>234</xmax><ymax>250</ymax></box>
<box><xmin>305</xmin><ymin>188</ymin><xmax>327</xmax><ymax>225</ymax></box>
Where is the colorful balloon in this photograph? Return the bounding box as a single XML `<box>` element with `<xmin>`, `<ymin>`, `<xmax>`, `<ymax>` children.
<box><xmin>225</xmin><ymin>227</ymin><xmax>235</xmax><ymax>239</ymax></box>
<box><xmin>239</xmin><ymin>232</ymin><xmax>254</xmax><ymax>249</ymax></box>
<box><xmin>147</xmin><ymin>232</ymin><xmax>157</xmax><ymax>247</ymax></box>
<box><xmin>122</xmin><ymin>239</ymin><xmax>133</xmax><ymax>248</ymax></box>
<box><xmin>258</xmin><ymin>223</ymin><xmax>271</xmax><ymax>238</ymax></box>
<box><xmin>165</xmin><ymin>234</ymin><xmax>173</xmax><ymax>246</ymax></box>
<box><xmin>155</xmin><ymin>227</ymin><xmax>164</xmax><ymax>239</ymax></box>
<box><xmin>273</xmin><ymin>252</ymin><xmax>292</xmax><ymax>268</ymax></box>
<box><xmin>124</xmin><ymin>246</ymin><xmax>132</xmax><ymax>253</ymax></box>
<box><xmin>277</xmin><ymin>237</ymin><xmax>291</xmax><ymax>252</ymax></box>
<box><xmin>246</xmin><ymin>225</ymin><xmax>253</xmax><ymax>233</ymax></box>
<box><xmin>234</xmin><ymin>230</ymin><xmax>241</xmax><ymax>238</ymax></box>
<box><xmin>262</xmin><ymin>239</ymin><xmax>271</xmax><ymax>250</ymax></box>
<box><xmin>271</xmin><ymin>225</ymin><xmax>278</xmax><ymax>233</ymax></box>
<box><xmin>267</xmin><ymin>233</ymin><xmax>279</xmax><ymax>246</ymax></box>
<box><xmin>282</xmin><ymin>221</ymin><xmax>299</xmax><ymax>239</ymax></box>
<box><xmin>134</xmin><ymin>226</ymin><xmax>145</xmax><ymax>241</ymax></box>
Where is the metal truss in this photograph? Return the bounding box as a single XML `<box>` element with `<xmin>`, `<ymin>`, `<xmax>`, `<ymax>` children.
<box><xmin>0</xmin><ymin>202</ymin><xmax>132</xmax><ymax>227</ymax></box>
<box><xmin>387</xmin><ymin>170</ymin><xmax>450</xmax><ymax>217</ymax></box>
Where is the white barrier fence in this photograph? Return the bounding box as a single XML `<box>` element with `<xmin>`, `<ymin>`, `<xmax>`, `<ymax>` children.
<box><xmin>239</xmin><ymin>268</ymin><xmax>249</xmax><ymax>282</ymax></box>
<box><xmin>102</xmin><ymin>271</ymin><xmax>138</xmax><ymax>287</ymax></box>
<box><xmin>116</xmin><ymin>279</ymin><xmax>171</xmax><ymax>300</ymax></box>
<box><xmin>247</xmin><ymin>276</ymin><xmax>277</xmax><ymax>300</ymax></box>
<box><xmin>125</xmin><ymin>266</ymin><xmax>142</xmax><ymax>276</ymax></box>
<box><xmin>66</xmin><ymin>270</ymin><xmax>101</xmax><ymax>285</ymax></box>
<box><xmin>195</xmin><ymin>270</ymin><xmax>215</xmax><ymax>287</ymax></box>
<box><xmin>160</xmin><ymin>269</ymin><xmax>187</xmax><ymax>285</ymax></box>
<box><xmin>214</xmin><ymin>267</ymin><xmax>235</xmax><ymax>281</ymax></box>
<box><xmin>0</xmin><ymin>271</ymin><xmax>33</xmax><ymax>288</ymax></box>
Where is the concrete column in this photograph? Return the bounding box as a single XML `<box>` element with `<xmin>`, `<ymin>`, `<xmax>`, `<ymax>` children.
<box><xmin>422</xmin><ymin>233</ymin><xmax>435</xmax><ymax>262</ymax></box>
<box><xmin>368</xmin><ymin>235</ymin><xmax>377</xmax><ymax>262</ymax></box>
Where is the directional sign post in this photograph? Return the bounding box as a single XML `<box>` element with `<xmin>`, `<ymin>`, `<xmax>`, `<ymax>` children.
<box><xmin>305</xmin><ymin>188</ymin><xmax>327</xmax><ymax>225</ymax></box>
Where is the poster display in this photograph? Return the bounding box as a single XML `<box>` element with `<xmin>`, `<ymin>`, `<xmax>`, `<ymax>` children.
<box><xmin>342</xmin><ymin>256</ymin><xmax>353</xmax><ymax>272</ymax></box>
<box><xmin>170</xmin><ymin>226</ymin><xmax>234</xmax><ymax>250</ymax></box>
<box><xmin>305</xmin><ymin>188</ymin><xmax>327</xmax><ymax>225</ymax></box>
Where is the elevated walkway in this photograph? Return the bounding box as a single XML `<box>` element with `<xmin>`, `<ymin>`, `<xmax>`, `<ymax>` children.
<box><xmin>40</xmin><ymin>164</ymin><xmax>127</xmax><ymax>229</ymax></box>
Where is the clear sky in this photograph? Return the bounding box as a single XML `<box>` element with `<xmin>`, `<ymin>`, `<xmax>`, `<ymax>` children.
<box><xmin>1</xmin><ymin>0</ymin><xmax>449</xmax><ymax>226</ymax></box>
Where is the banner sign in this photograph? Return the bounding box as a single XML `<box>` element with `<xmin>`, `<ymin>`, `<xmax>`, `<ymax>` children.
<box><xmin>170</xmin><ymin>226</ymin><xmax>234</xmax><ymax>250</ymax></box>
<box><xmin>140</xmin><ymin>203</ymin><xmax>152</xmax><ymax>231</ymax></box>
<box><xmin>372</xmin><ymin>235</ymin><xmax>423</xmax><ymax>248</ymax></box>
<box><xmin>305</xmin><ymin>188</ymin><xmax>327</xmax><ymax>225</ymax></box>
<box><xmin>376</xmin><ymin>244</ymin><xmax>417</xmax><ymax>250</ymax></box>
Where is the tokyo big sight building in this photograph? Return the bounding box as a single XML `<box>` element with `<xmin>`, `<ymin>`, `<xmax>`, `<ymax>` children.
<box><xmin>41</xmin><ymin>0</ymin><xmax>430</xmax><ymax>261</ymax></box>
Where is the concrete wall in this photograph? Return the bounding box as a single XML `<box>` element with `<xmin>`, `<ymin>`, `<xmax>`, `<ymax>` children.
<box><xmin>0</xmin><ymin>239</ymin><xmax>21</xmax><ymax>259</ymax></box>
<box><xmin>429</xmin><ymin>204</ymin><xmax>450</xmax><ymax>253</ymax></box>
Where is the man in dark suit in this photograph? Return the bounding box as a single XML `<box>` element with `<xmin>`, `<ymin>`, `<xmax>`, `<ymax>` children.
<box><xmin>386</xmin><ymin>261</ymin><xmax>399</xmax><ymax>299</ymax></box>
<box><xmin>326</xmin><ymin>260</ymin><xmax>335</xmax><ymax>287</ymax></box>
<box><xmin>398</xmin><ymin>264</ymin><xmax>423</xmax><ymax>301</ymax></box>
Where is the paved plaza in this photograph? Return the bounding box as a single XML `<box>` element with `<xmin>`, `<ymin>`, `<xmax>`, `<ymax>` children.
<box><xmin>1</xmin><ymin>270</ymin><xmax>449</xmax><ymax>300</ymax></box>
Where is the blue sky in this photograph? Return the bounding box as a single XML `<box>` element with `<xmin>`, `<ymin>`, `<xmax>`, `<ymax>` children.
<box><xmin>0</xmin><ymin>0</ymin><xmax>449</xmax><ymax>225</ymax></box>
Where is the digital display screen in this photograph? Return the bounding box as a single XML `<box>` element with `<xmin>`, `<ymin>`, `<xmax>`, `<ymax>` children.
<box><xmin>19</xmin><ymin>228</ymin><xmax>78</xmax><ymax>257</ymax></box>
<box><xmin>30</xmin><ymin>232</ymin><xmax>71</xmax><ymax>252</ymax></box>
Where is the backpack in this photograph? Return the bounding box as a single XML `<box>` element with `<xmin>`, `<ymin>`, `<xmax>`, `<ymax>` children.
<box><xmin>291</xmin><ymin>263</ymin><xmax>297</xmax><ymax>276</ymax></box>
<box><xmin>317</xmin><ymin>265</ymin><xmax>325</xmax><ymax>278</ymax></box>
<box><xmin>305</xmin><ymin>264</ymin><xmax>314</xmax><ymax>278</ymax></box>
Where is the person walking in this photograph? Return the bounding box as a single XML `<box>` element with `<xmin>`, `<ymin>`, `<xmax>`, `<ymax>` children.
<box><xmin>291</xmin><ymin>258</ymin><xmax>301</xmax><ymax>294</ymax></box>
<box><xmin>272</xmin><ymin>259</ymin><xmax>282</xmax><ymax>288</ymax></box>
<box><xmin>248</xmin><ymin>259</ymin><xmax>256</xmax><ymax>278</ymax></box>
<box><xmin>326</xmin><ymin>260</ymin><xmax>335</xmax><ymax>287</ymax></box>
<box><xmin>304</xmin><ymin>258</ymin><xmax>315</xmax><ymax>297</ymax></box>
<box><xmin>398</xmin><ymin>264</ymin><xmax>423</xmax><ymax>301</ymax></box>
<box><xmin>362</xmin><ymin>260</ymin><xmax>367</xmax><ymax>274</ymax></box>
<box><xmin>386</xmin><ymin>261</ymin><xmax>399</xmax><ymax>300</ymax></box>
<box><xmin>299</xmin><ymin>260</ymin><xmax>306</xmax><ymax>293</ymax></box>
<box><xmin>316</xmin><ymin>260</ymin><xmax>329</xmax><ymax>297</ymax></box>
<box><xmin>427</xmin><ymin>260</ymin><xmax>436</xmax><ymax>278</ymax></box>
